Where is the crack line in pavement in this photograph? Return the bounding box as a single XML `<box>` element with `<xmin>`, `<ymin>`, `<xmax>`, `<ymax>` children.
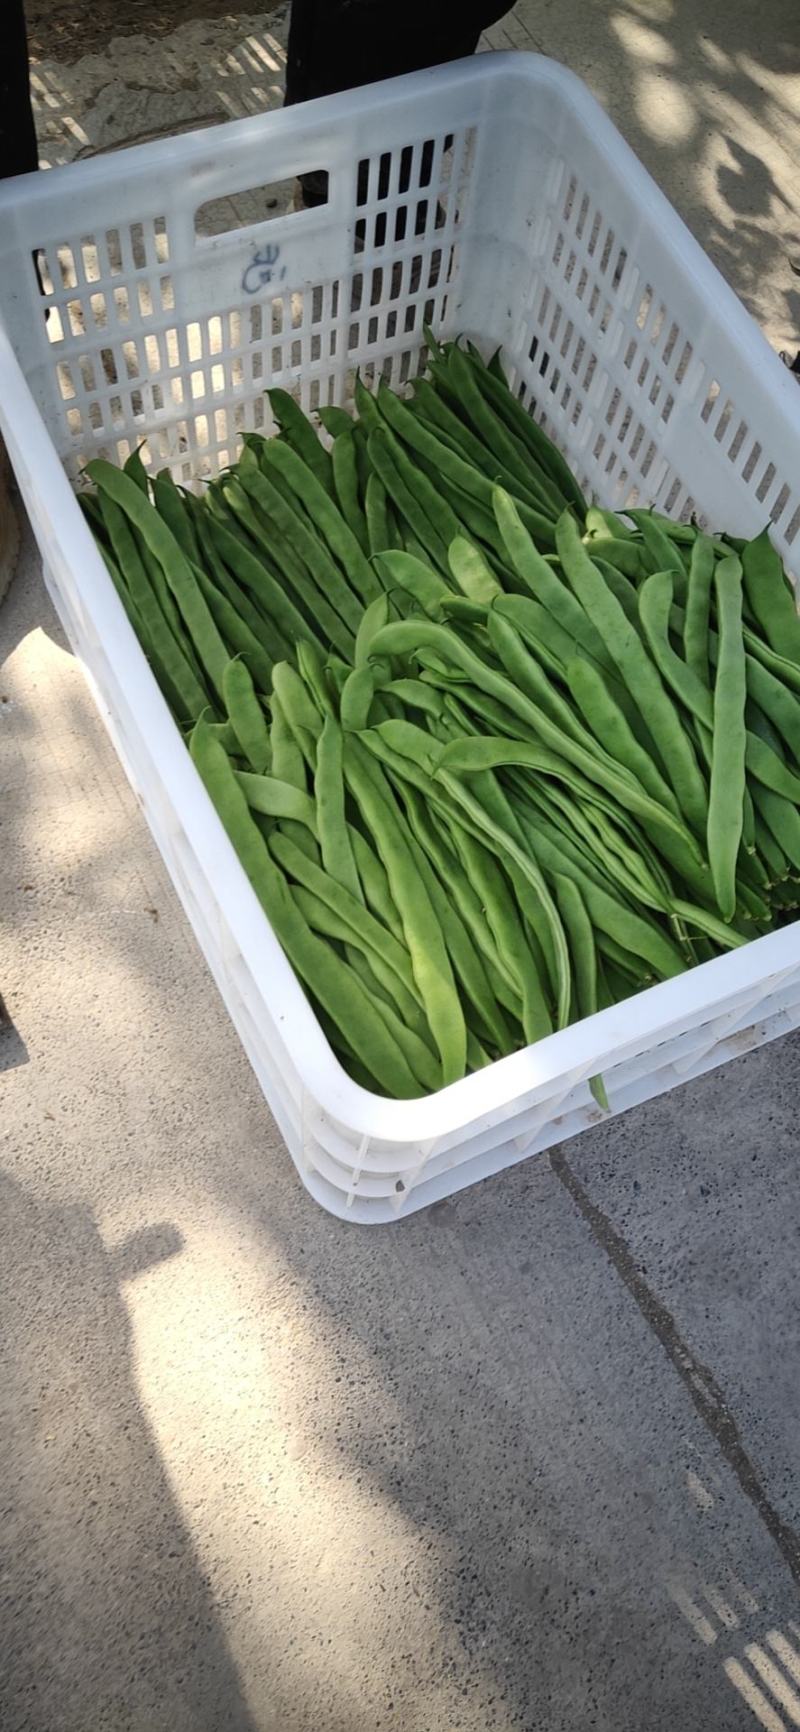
<box><xmin>549</xmin><ymin>1146</ymin><xmax>800</xmax><ymax>1588</ymax></box>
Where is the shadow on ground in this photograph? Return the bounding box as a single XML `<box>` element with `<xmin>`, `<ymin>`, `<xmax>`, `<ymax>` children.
<box><xmin>0</xmin><ymin>1169</ymin><xmax>259</xmax><ymax>1732</ymax></box>
<box><xmin>219</xmin><ymin>1041</ymin><xmax>800</xmax><ymax>1731</ymax></box>
<box><xmin>517</xmin><ymin>0</ymin><xmax>800</xmax><ymax>345</ymax></box>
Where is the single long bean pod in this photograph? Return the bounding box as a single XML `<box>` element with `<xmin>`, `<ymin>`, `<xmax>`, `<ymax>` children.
<box><xmin>627</xmin><ymin>507</ymin><xmax>703</xmax><ymax>547</ymax></box>
<box><xmin>152</xmin><ymin>471</ymin><xmax>202</xmax><ymax>563</ymax></box>
<box><xmin>340</xmin><ymin>665</ymin><xmax>377</xmax><ymax>731</ymax></box>
<box><xmin>123</xmin><ymin>444</ymin><xmax>150</xmax><ymax>494</ymax></box>
<box><xmin>744</xmin><ymin>654</ymin><xmax>800</xmax><ymax>765</ymax></box>
<box><xmin>641</xmin><ymin>583</ymin><xmax>800</xmax><ymax>812</ymax></box>
<box><xmin>742</xmin><ymin>527</ymin><xmax>800</xmax><ymax>665</ymax></box>
<box><xmin>348</xmin><ymin>827</ymin><xmax>405</xmax><ymax>945</ymax></box>
<box><xmin>754</xmin><ymin>810</ymin><xmax>788</xmax><ymax>883</ymax></box>
<box><xmin>741</xmin><ymin>625</ymin><xmax>800</xmax><ymax>695</ymax></box>
<box><xmin>639</xmin><ymin>571</ymin><xmax>713</xmax><ymax>726</ymax></box>
<box><xmin>637</xmin><ymin>516</ymin><xmax>688</xmax><ymax>584</ymax></box>
<box><xmin>332</xmin><ymin>429</ymin><xmax>370</xmax><ymax>553</ymax></box>
<box><xmin>554</xmin><ymin>874</ymin><xmax>609</xmax><ymax>1110</ymax></box>
<box><xmin>364</xmin><ymin>473</ymin><xmax>392</xmax><ymax>557</ymax></box>
<box><xmin>671</xmin><ymin>901</ymin><xmax>749</xmax><ymax>949</ymax></box>
<box><xmin>238</xmin><ymin>772</ymin><xmax>319</xmax><ymax>833</ymax></box>
<box><xmin>592</xmin><ymin>557</ymin><xmax>642</xmax><ymax>628</ymax></box>
<box><xmin>374</xmin><ymin>548</ymin><xmax>452</xmax><ymax>617</ymax></box>
<box><xmin>683</xmin><ymin>533</ymin><xmax>716</xmax><ymax>686</ymax></box>
<box><xmin>317</xmin><ymin>404</ymin><xmax>353</xmax><ymax>440</ymax></box>
<box><xmin>205</xmin><ymin>719</ymin><xmax>241</xmax><ymax>754</ymax></box>
<box><xmin>267</xmin><ymin>689</ymin><xmax>318</xmax><ymax>860</ymax></box>
<box><xmin>585</xmin><ymin>506</ymin><xmax>635</xmax><ymax>542</ymax></box>
<box><xmin>746</xmin><ymin>730</ymin><xmax>800</xmax><ymax>803</ymax></box>
<box><xmin>583</xmin><ymin>537</ymin><xmax>643</xmax><ymax>580</ymax></box>
<box><xmin>223</xmin><ymin>658</ymin><xmax>271</xmax><ymax>772</ymax></box>
<box><xmin>314</xmin><ymin>714</ymin><xmax>362</xmax><ymax>902</ymax></box>
<box><xmin>267</xmin><ymin>704</ymin><xmax>304</xmax><ymax>794</ymax></box>
<box><xmin>751</xmin><ymin>783</ymin><xmax>800</xmax><ymax>873</ymax></box>
<box><xmin>291</xmin><ymin>642</ymin><xmax>334</xmax><ymax>724</ymax></box>
<box><xmin>707</xmin><ymin>555</ymin><xmax>747</xmax><ymax>919</ymax></box>
<box><xmin>272</xmin><ymin>664</ymin><xmax>323</xmax><ymax>787</ymax></box>
<box><xmin>448</xmin><ymin>535</ymin><xmax>503</xmax><ymax>604</ymax></box>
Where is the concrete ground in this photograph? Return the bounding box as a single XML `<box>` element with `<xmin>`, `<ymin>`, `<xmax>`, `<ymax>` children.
<box><xmin>3</xmin><ymin>4</ymin><xmax>800</xmax><ymax>1729</ymax></box>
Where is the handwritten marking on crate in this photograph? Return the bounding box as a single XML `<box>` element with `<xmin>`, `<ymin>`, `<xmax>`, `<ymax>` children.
<box><xmin>242</xmin><ymin>244</ymin><xmax>287</xmax><ymax>296</ymax></box>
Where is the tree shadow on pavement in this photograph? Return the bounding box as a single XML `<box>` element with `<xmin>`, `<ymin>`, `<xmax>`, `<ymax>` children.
<box><xmin>0</xmin><ymin>1170</ymin><xmax>258</xmax><ymax>1732</ymax></box>
<box><xmin>536</xmin><ymin>0</ymin><xmax>800</xmax><ymax>348</ymax></box>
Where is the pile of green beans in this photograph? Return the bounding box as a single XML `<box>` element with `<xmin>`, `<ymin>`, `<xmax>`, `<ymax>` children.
<box><xmin>78</xmin><ymin>334</ymin><xmax>800</xmax><ymax>1099</ymax></box>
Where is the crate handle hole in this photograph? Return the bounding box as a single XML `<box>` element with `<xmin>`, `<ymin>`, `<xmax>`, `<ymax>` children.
<box><xmin>194</xmin><ymin>172</ymin><xmax>329</xmax><ymax>241</ymax></box>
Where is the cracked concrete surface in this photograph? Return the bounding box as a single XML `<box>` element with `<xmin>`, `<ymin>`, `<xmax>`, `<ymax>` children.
<box><xmin>3</xmin><ymin>4</ymin><xmax>800</xmax><ymax>1729</ymax></box>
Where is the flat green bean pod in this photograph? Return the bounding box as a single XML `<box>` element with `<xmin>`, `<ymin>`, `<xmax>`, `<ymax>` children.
<box><xmin>223</xmin><ymin>659</ymin><xmax>271</xmax><ymax>772</ymax></box>
<box><xmin>742</xmin><ymin>527</ymin><xmax>800</xmax><ymax>665</ymax></box>
<box><xmin>190</xmin><ymin>721</ymin><xmax>423</xmax><ymax>1097</ymax></box>
<box><xmin>556</xmin><ymin>510</ymin><xmax>708</xmax><ymax>837</ymax></box>
<box><xmin>343</xmin><ymin>738</ymin><xmax>467</xmax><ymax>1085</ymax></box>
<box><xmin>707</xmin><ymin>556</ymin><xmax>747</xmax><ymax>920</ymax></box>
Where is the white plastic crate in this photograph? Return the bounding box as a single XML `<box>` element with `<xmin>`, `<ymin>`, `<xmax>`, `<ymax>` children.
<box><xmin>3</xmin><ymin>52</ymin><xmax>800</xmax><ymax>1222</ymax></box>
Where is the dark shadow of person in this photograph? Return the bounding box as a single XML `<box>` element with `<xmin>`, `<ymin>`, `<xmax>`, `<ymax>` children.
<box><xmin>0</xmin><ymin>1171</ymin><xmax>258</xmax><ymax>1732</ymax></box>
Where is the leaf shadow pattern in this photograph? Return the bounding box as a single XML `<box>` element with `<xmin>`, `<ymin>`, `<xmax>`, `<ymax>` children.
<box><xmin>504</xmin><ymin>0</ymin><xmax>800</xmax><ymax>349</ymax></box>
